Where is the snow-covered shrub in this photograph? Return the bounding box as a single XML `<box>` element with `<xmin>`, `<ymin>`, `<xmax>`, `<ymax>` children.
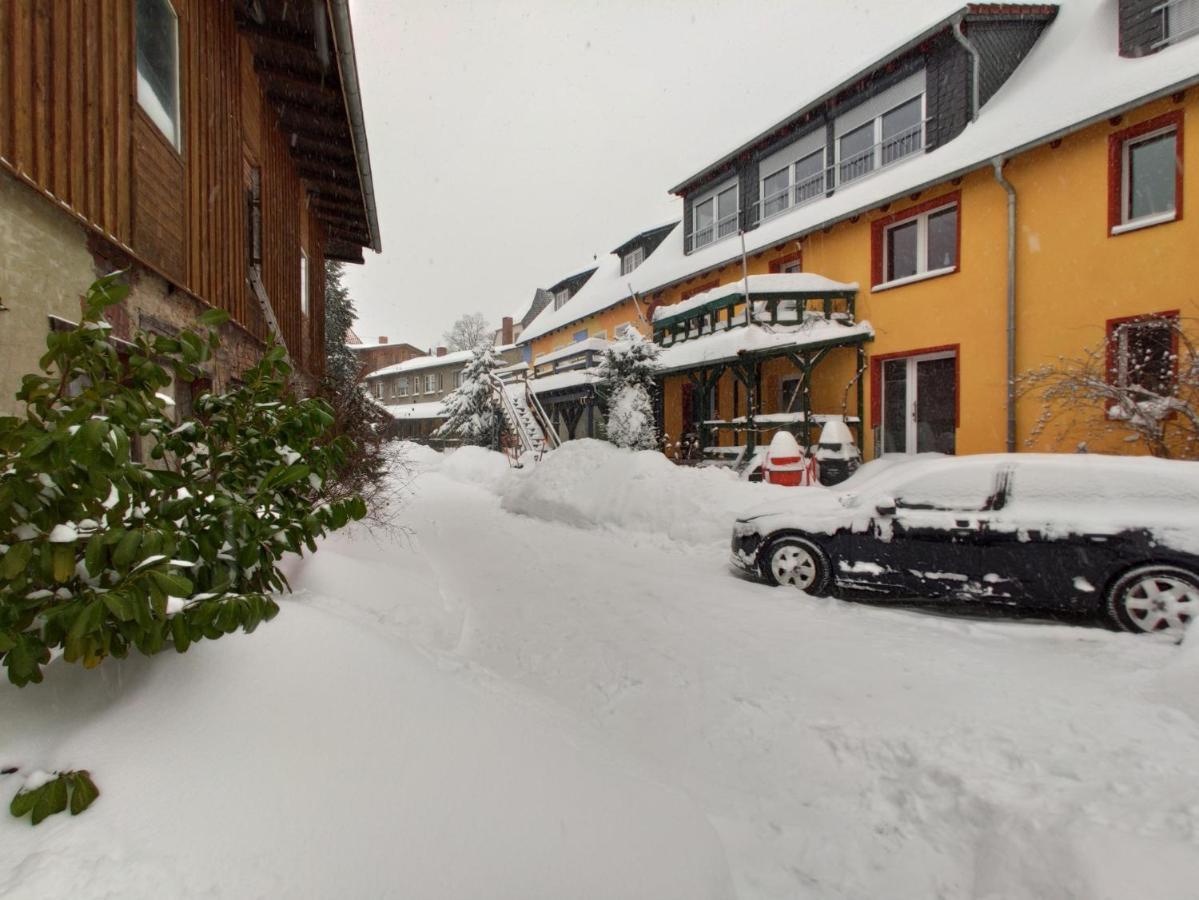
<box><xmin>435</xmin><ymin>343</ymin><xmax>503</xmax><ymax>447</ymax></box>
<box><xmin>0</xmin><ymin>274</ymin><xmax>365</xmax><ymax>689</ymax></box>
<box><xmin>598</xmin><ymin>330</ymin><xmax>660</xmax><ymax>450</ymax></box>
<box><xmin>1019</xmin><ymin>314</ymin><xmax>1198</xmax><ymax>459</ymax></box>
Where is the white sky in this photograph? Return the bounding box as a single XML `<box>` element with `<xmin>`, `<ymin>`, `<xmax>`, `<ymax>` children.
<box><xmin>343</xmin><ymin>0</ymin><xmax>963</xmax><ymax>350</ymax></box>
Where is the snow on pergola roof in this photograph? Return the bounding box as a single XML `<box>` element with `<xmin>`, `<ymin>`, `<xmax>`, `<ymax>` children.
<box><xmin>652</xmin><ymin>274</ymin><xmax>859</xmax><ymax>325</ymax></box>
<box><xmin>519</xmin><ymin>0</ymin><xmax>1199</xmax><ymax>348</ymax></box>
<box><xmin>654</xmin><ymin>320</ymin><xmax>874</xmax><ymax>375</ymax></box>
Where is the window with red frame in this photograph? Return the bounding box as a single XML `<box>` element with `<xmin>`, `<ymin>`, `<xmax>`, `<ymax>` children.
<box><xmin>1107</xmin><ymin>312</ymin><xmax>1178</xmax><ymax>396</ymax></box>
<box><xmin>1108</xmin><ymin>111</ymin><xmax>1183</xmax><ymax>234</ymax></box>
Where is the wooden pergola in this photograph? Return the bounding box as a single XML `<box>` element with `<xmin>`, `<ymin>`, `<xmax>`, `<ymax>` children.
<box><xmin>652</xmin><ymin>275</ymin><xmax>872</xmax><ymax>455</ymax></box>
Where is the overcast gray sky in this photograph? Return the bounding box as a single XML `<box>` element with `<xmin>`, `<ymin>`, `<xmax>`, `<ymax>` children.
<box><xmin>343</xmin><ymin>0</ymin><xmax>962</xmax><ymax>350</ymax></box>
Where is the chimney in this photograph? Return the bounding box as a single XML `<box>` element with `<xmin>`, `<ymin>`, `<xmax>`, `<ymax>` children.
<box><xmin>501</xmin><ymin>317</ymin><xmax>514</xmax><ymax>345</ymax></box>
<box><xmin>436</xmin><ymin>346</ymin><xmax>447</xmax><ymax>357</ymax></box>
<box><xmin>378</xmin><ymin>336</ymin><xmax>388</xmax><ymax>345</ymax></box>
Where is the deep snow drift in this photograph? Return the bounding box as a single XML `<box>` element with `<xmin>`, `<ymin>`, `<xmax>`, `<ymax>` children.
<box><xmin>4</xmin><ymin>440</ymin><xmax>1199</xmax><ymax>899</ymax></box>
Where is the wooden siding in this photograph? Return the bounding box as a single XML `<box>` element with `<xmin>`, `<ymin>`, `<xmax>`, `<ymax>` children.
<box><xmin>0</xmin><ymin>0</ymin><xmax>329</xmax><ymax>376</ymax></box>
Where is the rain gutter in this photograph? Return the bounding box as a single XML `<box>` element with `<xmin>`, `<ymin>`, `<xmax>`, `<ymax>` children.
<box><xmin>325</xmin><ymin>0</ymin><xmax>382</xmax><ymax>253</ymax></box>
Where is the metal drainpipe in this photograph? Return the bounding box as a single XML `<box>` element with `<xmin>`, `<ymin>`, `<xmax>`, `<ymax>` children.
<box><xmin>951</xmin><ymin>16</ymin><xmax>981</xmax><ymax>123</ymax></box>
<box><xmin>992</xmin><ymin>158</ymin><xmax>1018</xmax><ymax>453</ymax></box>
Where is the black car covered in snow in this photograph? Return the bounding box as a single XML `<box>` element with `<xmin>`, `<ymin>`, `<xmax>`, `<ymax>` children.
<box><xmin>730</xmin><ymin>454</ymin><xmax>1199</xmax><ymax>635</ymax></box>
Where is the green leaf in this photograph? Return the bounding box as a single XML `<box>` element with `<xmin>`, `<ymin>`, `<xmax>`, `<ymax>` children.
<box><xmin>150</xmin><ymin>570</ymin><xmax>193</xmax><ymax>599</ymax></box>
<box><xmin>2</xmin><ymin>541</ymin><xmax>32</xmax><ymax>580</ymax></box>
<box><xmin>30</xmin><ymin>775</ymin><xmax>68</xmax><ymax>825</ymax></box>
<box><xmin>197</xmin><ymin>309</ymin><xmax>230</xmax><ymax>327</ymax></box>
<box><xmin>68</xmin><ymin>771</ymin><xmax>100</xmax><ymax>816</ymax></box>
<box><xmin>9</xmin><ymin>787</ymin><xmax>38</xmax><ymax>819</ymax></box>
<box><xmin>67</xmin><ymin>599</ymin><xmax>106</xmax><ymax>644</ymax></box>
<box><xmin>112</xmin><ymin>530</ymin><xmax>141</xmax><ymax>569</ymax></box>
<box><xmin>171</xmin><ymin>615</ymin><xmax>191</xmax><ymax>653</ymax></box>
<box><xmin>51</xmin><ymin>544</ymin><xmax>75</xmax><ymax>583</ymax></box>
<box><xmin>84</xmin><ymin>533</ymin><xmax>106</xmax><ymax>577</ymax></box>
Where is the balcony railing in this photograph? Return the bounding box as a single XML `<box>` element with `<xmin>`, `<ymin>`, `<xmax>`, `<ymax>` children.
<box><xmin>745</xmin><ymin>119</ymin><xmax>929</xmax><ymax>229</ymax></box>
<box><xmin>688</xmin><ymin>211</ymin><xmax>740</xmax><ymax>252</ymax></box>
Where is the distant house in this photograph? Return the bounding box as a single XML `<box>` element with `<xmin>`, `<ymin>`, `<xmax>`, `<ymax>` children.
<box><xmin>348</xmin><ymin>336</ymin><xmax>425</xmax><ymax>376</ymax></box>
<box><xmin>365</xmin><ymin>344</ymin><xmax>523</xmax><ymax>442</ymax></box>
<box><xmin>0</xmin><ymin>0</ymin><xmax>380</xmax><ymax>414</ymax></box>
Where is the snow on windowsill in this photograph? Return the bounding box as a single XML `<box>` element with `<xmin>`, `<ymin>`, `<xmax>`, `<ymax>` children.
<box><xmin>871</xmin><ymin>265</ymin><xmax>957</xmax><ymax>294</ymax></box>
<box><xmin>1109</xmin><ymin>209</ymin><xmax>1178</xmax><ymax>236</ymax></box>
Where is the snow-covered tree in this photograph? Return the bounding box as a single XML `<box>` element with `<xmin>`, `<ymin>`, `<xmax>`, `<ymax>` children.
<box><xmin>435</xmin><ymin>342</ymin><xmax>504</xmax><ymax>447</ymax></box>
<box><xmin>598</xmin><ymin>329</ymin><xmax>660</xmax><ymax>450</ymax></box>
<box><xmin>1019</xmin><ymin>314</ymin><xmax>1198</xmax><ymax>459</ymax></box>
<box><xmin>443</xmin><ymin>312</ymin><xmax>493</xmax><ymax>352</ymax></box>
<box><xmin>323</xmin><ymin>261</ymin><xmax>359</xmax><ymax>387</ymax></box>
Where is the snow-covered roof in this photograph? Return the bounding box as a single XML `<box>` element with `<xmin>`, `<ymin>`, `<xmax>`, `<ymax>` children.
<box><xmin>534</xmin><ymin>337</ymin><xmax>611</xmax><ymax>368</ymax></box>
<box><xmin>653</xmin><ymin>273</ymin><xmax>859</xmax><ymax>324</ymax></box>
<box><xmin>367</xmin><ymin>350</ymin><xmax>474</xmax><ymax>379</ymax></box>
<box><xmin>655</xmin><ymin>320</ymin><xmax>874</xmax><ymax>374</ymax></box>
<box><xmin>520</xmin><ymin>0</ymin><xmax>1199</xmax><ymax>347</ymax></box>
<box><xmin>384</xmin><ymin>401</ymin><xmax>447</xmax><ymax>421</ymax></box>
<box><xmin>530</xmin><ymin>370</ymin><xmax>603</xmax><ymax>395</ymax></box>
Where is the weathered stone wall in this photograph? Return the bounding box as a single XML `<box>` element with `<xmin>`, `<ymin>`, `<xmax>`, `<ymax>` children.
<box><xmin>0</xmin><ymin>169</ymin><xmax>304</xmax><ymax>415</ymax></box>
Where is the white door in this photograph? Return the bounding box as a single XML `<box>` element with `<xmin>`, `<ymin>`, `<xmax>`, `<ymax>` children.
<box><xmin>880</xmin><ymin>351</ymin><xmax>956</xmax><ymax>454</ymax></box>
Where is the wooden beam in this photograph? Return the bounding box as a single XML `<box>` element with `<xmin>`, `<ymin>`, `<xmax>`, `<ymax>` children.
<box><xmin>253</xmin><ymin>59</ymin><xmax>339</xmax><ymax>97</ymax></box>
<box><xmin>293</xmin><ymin>134</ymin><xmax>357</xmax><ymax>162</ymax></box>
<box><xmin>266</xmin><ymin>89</ymin><xmax>343</xmax><ymax>117</ymax></box>
<box><xmin>297</xmin><ymin>164</ymin><xmax>358</xmax><ymax>187</ymax></box>
<box><xmin>235</xmin><ymin>17</ymin><xmax>316</xmax><ymax>55</ymax></box>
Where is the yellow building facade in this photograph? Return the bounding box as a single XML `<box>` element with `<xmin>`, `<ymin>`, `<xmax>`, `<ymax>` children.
<box><xmin>521</xmin><ymin>4</ymin><xmax>1198</xmax><ymax>461</ymax></box>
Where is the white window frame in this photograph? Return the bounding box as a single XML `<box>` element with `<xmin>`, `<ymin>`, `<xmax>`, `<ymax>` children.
<box><xmin>135</xmin><ymin>0</ymin><xmax>182</xmax><ymax>150</ymax></box>
<box><xmin>834</xmin><ymin>70</ymin><xmax>926</xmax><ymax>187</ymax></box>
<box><xmin>425</xmin><ymin>373</ymin><xmax>439</xmax><ymax>394</ymax></box>
<box><xmin>620</xmin><ymin>245</ymin><xmax>645</xmax><ymax>275</ymax></box>
<box><xmin>371</xmin><ymin>380</ymin><xmax>382</xmax><ymax>399</ymax></box>
<box><xmin>880</xmin><ymin>349</ymin><xmax>956</xmax><ymax>454</ymax></box>
<box><xmin>1115</xmin><ymin>124</ymin><xmax>1179</xmax><ymax>233</ymax></box>
<box><xmin>300</xmin><ymin>249</ymin><xmax>309</xmax><ymax>317</ymax></box>
<box><xmin>553</xmin><ymin>288</ymin><xmax>571</xmax><ymax>310</ymax></box>
<box><xmin>1155</xmin><ymin>0</ymin><xmax>1199</xmax><ymax>48</ymax></box>
<box><xmin>759</xmin><ymin>128</ymin><xmax>826</xmax><ymax>222</ymax></box>
<box><xmin>398</xmin><ymin>376</ymin><xmax>409</xmax><ymax>397</ymax></box>
<box><xmin>690</xmin><ymin>178</ymin><xmax>739</xmax><ymax>251</ymax></box>
<box><xmin>875</xmin><ymin>201</ymin><xmax>958</xmax><ymax>291</ymax></box>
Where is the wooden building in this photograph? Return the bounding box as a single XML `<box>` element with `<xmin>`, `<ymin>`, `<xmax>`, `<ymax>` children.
<box><xmin>0</xmin><ymin>0</ymin><xmax>380</xmax><ymax>412</ymax></box>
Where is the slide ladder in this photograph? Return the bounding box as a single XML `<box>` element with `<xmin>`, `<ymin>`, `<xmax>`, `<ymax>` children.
<box><xmin>491</xmin><ymin>374</ymin><xmax>560</xmax><ymax>465</ymax></box>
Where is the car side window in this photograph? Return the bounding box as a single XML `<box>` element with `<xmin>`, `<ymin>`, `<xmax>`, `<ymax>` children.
<box><xmin>892</xmin><ymin>465</ymin><xmax>1000</xmax><ymax>511</ymax></box>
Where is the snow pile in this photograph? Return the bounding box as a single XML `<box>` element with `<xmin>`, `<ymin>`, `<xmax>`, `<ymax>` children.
<box><xmin>0</xmin><ymin>605</ymin><xmax>732</xmax><ymax>899</ymax></box>
<box><xmin>496</xmin><ymin>439</ymin><xmax>792</xmax><ymax>546</ymax></box>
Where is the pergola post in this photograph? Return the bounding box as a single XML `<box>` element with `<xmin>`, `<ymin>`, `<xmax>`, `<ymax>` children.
<box><xmin>801</xmin><ymin>351</ymin><xmax>813</xmax><ymax>450</ymax></box>
<box><xmin>856</xmin><ymin>343</ymin><xmax>866</xmax><ymax>451</ymax></box>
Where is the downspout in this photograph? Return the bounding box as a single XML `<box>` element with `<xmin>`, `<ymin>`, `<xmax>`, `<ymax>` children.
<box><xmin>992</xmin><ymin>158</ymin><xmax>1017</xmax><ymax>453</ymax></box>
<box><xmin>951</xmin><ymin>15</ymin><xmax>981</xmax><ymax>123</ymax></box>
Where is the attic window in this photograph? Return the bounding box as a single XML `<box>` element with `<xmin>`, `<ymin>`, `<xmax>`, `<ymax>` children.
<box><xmin>553</xmin><ymin>288</ymin><xmax>571</xmax><ymax>310</ymax></box>
<box><xmin>1155</xmin><ymin>0</ymin><xmax>1199</xmax><ymax>48</ymax></box>
<box><xmin>690</xmin><ymin>180</ymin><xmax>739</xmax><ymax>252</ymax></box>
<box><xmin>620</xmin><ymin>245</ymin><xmax>645</xmax><ymax>275</ymax></box>
<box><xmin>135</xmin><ymin>0</ymin><xmax>181</xmax><ymax>149</ymax></box>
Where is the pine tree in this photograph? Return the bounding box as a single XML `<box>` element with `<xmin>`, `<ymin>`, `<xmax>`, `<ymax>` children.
<box><xmin>598</xmin><ymin>329</ymin><xmax>660</xmax><ymax>450</ymax></box>
<box><xmin>323</xmin><ymin>261</ymin><xmax>359</xmax><ymax>389</ymax></box>
<box><xmin>435</xmin><ymin>342</ymin><xmax>504</xmax><ymax>447</ymax></box>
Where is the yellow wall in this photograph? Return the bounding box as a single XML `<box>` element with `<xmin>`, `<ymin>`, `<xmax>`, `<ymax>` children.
<box><xmin>533</xmin><ymin>92</ymin><xmax>1198</xmax><ymax>460</ymax></box>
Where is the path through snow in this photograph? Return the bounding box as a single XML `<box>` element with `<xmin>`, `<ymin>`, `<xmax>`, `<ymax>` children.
<box><xmin>288</xmin><ymin>443</ymin><xmax>1199</xmax><ymax>899</ymax></box>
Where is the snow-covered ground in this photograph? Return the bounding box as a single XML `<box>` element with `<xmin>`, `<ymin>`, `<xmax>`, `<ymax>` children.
<box><xmin>4</xmin><ymin>440</ymin><xmax>1199</xmax><ymax>899</ymax></box>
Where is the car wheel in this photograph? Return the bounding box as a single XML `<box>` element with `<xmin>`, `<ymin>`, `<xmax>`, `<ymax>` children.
<box><xmin>1106</xmin><ymin>565</ymin><xmax>1199</xmax><ymax>636</ymax></box>
<box><xmin>761</xmin><ymin>537</ymin><xmax>831</xmax><ymax>595</ymax></box>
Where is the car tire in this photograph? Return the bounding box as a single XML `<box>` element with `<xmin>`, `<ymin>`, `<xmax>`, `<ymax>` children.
<box><xmin>1106</xmin><ymin>564</ymin><xmax>1199</xmax><ymax>636</ymax></box>
<box><xmin>760</xmin><ymin>536</ymin><xmax>831</xmax><ymax>596</ymax></box>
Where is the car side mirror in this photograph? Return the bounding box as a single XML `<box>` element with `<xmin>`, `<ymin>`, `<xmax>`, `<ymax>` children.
<box><xmin>875</xmin><ymin>496</ymin><xmax>897</xmax><ymax>516</ymax></box>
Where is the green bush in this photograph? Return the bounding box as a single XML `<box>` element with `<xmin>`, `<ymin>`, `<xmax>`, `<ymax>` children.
<box><xmin>0</xmin><ymin>273</ymin><xmax>365</xmax><ymax>687</ymax></box>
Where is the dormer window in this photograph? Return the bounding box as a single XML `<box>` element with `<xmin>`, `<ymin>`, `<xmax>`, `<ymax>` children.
<box><xmin>620</xmin><ymin>245</ymin><xmax>645</xmax><ymax>275</ymax></box>
<box><xmin>691</xmin><ymin>179</ymin><xmax>738</xmax><ymax>251</ymax></box>
<box><xmin>1159</xmin><ymin>0</ymin><xmax>1199</xmax><ymax>47</ymax></box>
<box><xmin>835</xmin><ymin>70</ymin><xmax>925</xmax><ymax>186</ymax></box>
<box><xmin>553</xmin><ymin>287</ymin><xmax>571</xmax><ymax>310</ymax></box>
<box><xmin>760</xmin><ymin>127</ymin><xmax>827</xmax><ymax>221</ymax></box>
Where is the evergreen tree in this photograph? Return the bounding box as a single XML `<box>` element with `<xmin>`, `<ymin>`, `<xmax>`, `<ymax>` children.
<box><xmin>435</xmin><ymin>343</ymin><xmax>504</xmax><ymax>447</ymax></box>
<box><xmin>598</xmin><ymin>329</ymin><xmax>660</xmax><ymax>450</ymax></box>
<box><xmin>323</xmin><ymin>261</ymin><xmax>359</xmax><ymax>389</ymax></box>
